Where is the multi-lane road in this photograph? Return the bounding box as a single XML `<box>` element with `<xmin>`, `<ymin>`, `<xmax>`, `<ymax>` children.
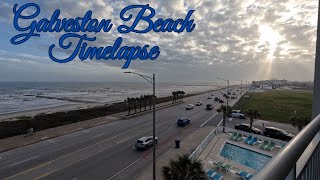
<box><xmin>0</xmin><ymin>88</ymin><xmax>244</xmax><ymax>180</ymax></box>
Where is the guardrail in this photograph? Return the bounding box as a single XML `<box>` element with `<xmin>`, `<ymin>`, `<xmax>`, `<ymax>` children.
<box><xmin>189</xmin><ymin>127</ymin><xmax>223</xmax><ymax>160</ymax></box>
<box><xmin>252</xmin><ymin>114</ymin><xmax>320</xmax><ymax>180</ymax></box>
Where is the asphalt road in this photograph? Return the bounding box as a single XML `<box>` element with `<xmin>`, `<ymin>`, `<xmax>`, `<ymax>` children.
<box><xmin>0</xmin><ymin>88</ymin><xmax>244</xmax><ymax>180</ymax></box>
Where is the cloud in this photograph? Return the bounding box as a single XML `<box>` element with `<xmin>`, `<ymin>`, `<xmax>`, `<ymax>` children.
<box><xmin>0</xmin><ymin>0</ymin><xmax>318</xmax><ymax>82</ymax></box>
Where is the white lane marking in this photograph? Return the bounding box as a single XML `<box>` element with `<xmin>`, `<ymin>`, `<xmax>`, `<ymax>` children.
<box><xmin>72</xmin><ymin>178</ymin><xmax>77</xmax><ymax>180</ymax></box>
<box><xmin>116</xmin><ymin>123</ymin><xmax>163</xmax><ymax>144</ymax></box>
<box><xmin>91</xmin><ymin>133</ymin><xmax>104</xmax><ymax>139</ymax></box>
<box><xmin>217</xmin><ymin>118</ymin><xmax>224</xmax><ymax>126</ymax></box>
<box><xmin>229</xmin><ymin>118</ymin><xmax>233</xmax><ymax>121</ymax></box>
<box><xmin>200</xmin><ymin>112</ymin><xmax>218</xmax><ymax>127</ymax></box>
<box><xmin>106</xmin><ymin>158</ymin><xmax>141</xmax><ymax>180</ymax></box>
<box><xmin>9</xmin><ymin>156</ymin><xmax>39</xmax><ymax>167</ymax></box>
<box><xmin>47</xmin><ymin>140</ymin><xmax>55</xmax><ymax>144</ymax></box>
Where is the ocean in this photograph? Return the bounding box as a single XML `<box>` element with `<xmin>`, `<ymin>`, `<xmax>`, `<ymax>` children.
<box><xmin>0</xmin><ymin>82</ymin><xmax>217</xmax><ymax>114</ymax></box>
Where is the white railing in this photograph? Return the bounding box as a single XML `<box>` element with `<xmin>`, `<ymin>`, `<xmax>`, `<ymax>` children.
<box><xmin>189</xmin><ymin>127</ymin><xmax>223</xmax><ymax>160</ymax></box>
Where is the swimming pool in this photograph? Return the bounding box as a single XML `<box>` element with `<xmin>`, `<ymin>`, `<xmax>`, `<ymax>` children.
<box><xmin>220</xmin><ymin>142</ymin><xmax>272</xmax><ymax>171</ymax></box>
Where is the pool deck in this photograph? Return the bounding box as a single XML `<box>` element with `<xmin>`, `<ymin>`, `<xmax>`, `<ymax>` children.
<box><xmin>198</xmin><ymin>133</ymin><xmax>281</xmax><ymax>180</ymax></box>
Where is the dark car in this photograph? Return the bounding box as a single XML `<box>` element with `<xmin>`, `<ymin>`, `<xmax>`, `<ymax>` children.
<box><xmin>263</xmin><ymin>127</ymin><xmax>294</xmax><ymax>141</ymax></box>
<box><xmin>177</xmin><ymin>117</ymin><xmax>191</xmax><ymax>127</ymax></box>
<box><xmin>206</xmin><ymin>104</ymin><xmax>213</xmax><ymax>110</ymax></box>
<box><xmin>214</xmin><ymin>97</ymin><xmax>220</xmax><ymax>101</ymax></box>
<box><xmin>234</xmin><ymin>124</ymin><xmax>261</xmax><ymax>134</ymax></box>
<box><xmin>219</xmin><ymin>99</ymin><xmax>224</xmax><ymax>103</ymax></box>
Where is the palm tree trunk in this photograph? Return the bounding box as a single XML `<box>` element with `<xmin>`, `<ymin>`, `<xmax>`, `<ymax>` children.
<box><xmin>250</xmin><ymin>117</ymin><xmax>253</xmax><ymax>133</ymax></box>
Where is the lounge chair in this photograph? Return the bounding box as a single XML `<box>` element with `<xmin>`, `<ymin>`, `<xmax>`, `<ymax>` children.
<box><xmin>214</xmin><ymin>161</ymin><xmax>224</xmax><ymax>169</ymax></box>
<box><xmin>248</xmin><ymin>137</ymin><xmax>258</xmax><ymax>145</ymax></box>
<box><xmin>237</xmin><ymin>170</ymin><xmax>253</xmax><ymax>180</ymax></box>
<box><xmin>259</xmin><ymin>140</ymin><xmax>269</xmax><ymax>149</ymax></box>
<box><xmin>229</xmin><ymin>132</ymin><xmax>238</xmax><ymax>140</ymax></box>
<box><xmin>265</xmin><ymin>141</ymin><xmax>276</xmax><ymax>151</ymax></box>
<box><xmin>233</xmin><ymin>134</ymin><xmax>243</xmax><ymax>141</ymax></box>
<box><xmin>244</xmin><ymin>136</ymin><xmax>253</xmax><ymax>144</ymax></box>
<box><xmin>211</xmin><ymin>172</ymin><xmax>223</xmax><ymax>180</ymax></box>
<box><xmin>207</xmin><ymin>169</ymin><xmax>214</xmax><ymax>177</ymax></box>
<box><xmin>221</xmin><ymin>163</ymin><xmax>233</xmax><ymax>171</ymax></box>
<box><xmin>207</xmin><ymin>170</ymin><xmax>223</xmax><ymax>180</ymax></box>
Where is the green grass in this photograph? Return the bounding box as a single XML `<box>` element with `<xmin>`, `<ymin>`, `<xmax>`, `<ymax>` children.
<box><xmin>233</xmin><ymin>90</ymin><xmax>313</xmax><ymax>123</ymax></box>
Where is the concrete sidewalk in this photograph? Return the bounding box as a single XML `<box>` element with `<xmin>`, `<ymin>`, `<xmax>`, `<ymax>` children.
<box><xmin>136</xmin><ymin>126</ymin><xmax>214</xmax><ymax>180</ymax></box>
<box><xmin>0</xmin><ymin>100</ymin><xmax>184</xmax><ymax>153</ymax></box>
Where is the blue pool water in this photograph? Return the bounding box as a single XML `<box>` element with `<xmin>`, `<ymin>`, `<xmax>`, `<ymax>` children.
<box><xmin>220</xmin><ymin>142</ymin><xmax>272</xmax><ymax>171</ymax></box>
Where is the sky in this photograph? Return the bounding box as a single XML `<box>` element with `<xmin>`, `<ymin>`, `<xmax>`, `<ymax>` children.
<box><xmin>0</xmin><ymin>0</ymin><xmax>318</xmax><ymax>83</ymax></box>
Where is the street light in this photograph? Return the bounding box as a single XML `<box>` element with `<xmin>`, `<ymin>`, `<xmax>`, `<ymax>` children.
<box><xmin>124</xmin><ymin>71</ymin><xmax>156</xmax><ymax>180</ymax></box>
<box><xmin>217</xmin><ymin>78</ymin><xmax>229</xmax><ymax>132</ymax></box>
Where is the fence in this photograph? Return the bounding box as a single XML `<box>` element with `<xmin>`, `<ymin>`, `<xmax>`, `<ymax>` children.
<box><xmin>189</xmin><ymin>127</ymin><xmax>223</xmax><ymax>160</ymax></box>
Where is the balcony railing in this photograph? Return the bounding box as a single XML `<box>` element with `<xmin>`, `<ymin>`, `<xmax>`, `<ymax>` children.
<box><xmin>252</xmin><ymin>114</ymin><xmax>320</xmax><ymax>180</ymax></box>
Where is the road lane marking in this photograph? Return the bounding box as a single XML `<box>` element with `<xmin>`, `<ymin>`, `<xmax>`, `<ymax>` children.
<box><xmin>106</xmin><ymin>158</ymin><xmax>141</xmax><ymax>180</ymax></box>
<box><xmin>9</xmin><ymin>156</ymin><xmax>39</xmax><ymax>167</ymax></box>
<box><xmin>200</xmin><ymin>112</ymin><xmax>218</xmax><ymax>127</ymax></box>
<box><xmin>9</xmin><ymin>121</ymin><xmax>169</xmax><ymax>180</ymax></box>
<box><xmin>48</xmin><ymin>140</ymin><xmax>56</xmax><ymax>144</ymax></box>
<box><xmin>91</xmin><ymin>133</ymin><xmax>104</xmax><ymax>139</ymax></box>
<box><xmin>5</xmin><ymin>122</ymin><xmax>153</xmax><ymax>180</ymax></box>
<box><xmin>217</xmin><ymin>118</ymin><xmax>224</xmax><ymax>126</ymax></box>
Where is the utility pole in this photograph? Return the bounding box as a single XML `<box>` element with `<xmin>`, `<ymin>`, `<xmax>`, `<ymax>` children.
<box><xmin>124</xmin><ymin>72</ymin><xmax>156</xmax><ymax>180</ymax></box>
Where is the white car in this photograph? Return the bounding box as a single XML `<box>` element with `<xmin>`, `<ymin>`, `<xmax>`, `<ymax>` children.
<box><xmin>186</xmin><ymin>104</ymin><xmax>194</xmax><ymax>110</ymax></box>
<box><xmin>196</xmin><ymin>101</ymin><xmax>202</xmax><ymax>106</ymax></box>
<box><xmin>135</xmin><ymin>136</ymin><xmax>158</xmax><ymax>150</ymax></box>
<box><xmin>231</xmin><ymin>110</ymin><xmax>245</xmax><ymax>119</ymax></box>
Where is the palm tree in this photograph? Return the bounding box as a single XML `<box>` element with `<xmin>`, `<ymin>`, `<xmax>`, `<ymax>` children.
<box><xmin>126</xmin><ymin>97</ymin><xmax>131</xmax><ymax>115</ymax></box>
<box><xmin>162</xmin><ymin>154</ymin><xmax>206</xmax><ymax>180</ymax></box>
<box><xmin>139</xmin><ymin>95</ymin><xmax>143</xmax><ymax>112</ymax></box>
<box><xmin>172</xmin><ymin>91</ymin><xmax>178</xmax><ymax>103</ymax></box>
<box><xmin>149</xmin><ymin>95</ymin><xmax>152</xmax><ymax>110</ymax></box>
<box><xmin>289</xmin><ymin>116</ymin><xmax>310</xmax><ymax>131</ymax></box>
<box><xmin>143</xmin><ymin>95</ymin><xmax>147</xmax><ymax>111</ymax></box>
<box><xmin>217</xmin><ymin>105</ymin><xmax>232</xmax><ymax>132</ymax></box>
<box><xmin>246</xmin><ymin>108</ymin><xmax>259</xmax><ymax>133</ymax></box>
<box><xmin>133</xmin><ymin>97</ymin><xmax>138</xmax><ymax>113</ymax></box>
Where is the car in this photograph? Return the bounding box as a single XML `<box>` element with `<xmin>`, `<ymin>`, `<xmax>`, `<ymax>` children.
<box><xmin>230</xmin><ymin>96</ymin><xmax>236</xmax><ymax>99</ymax></box>
<box><xmin>232</xmin><ymin>92</ymin><xmax>236</xmax><ymax>95</ymax></box>
<box><xmin>234</xmin><ymin>123</ymin><xmax>261</xmax><ymax>134</ymax></box>
<box><xmin>263</xmin><ymin>127</ymin><xmax>294</xmax><ymax>141</ymax></box>
<box><xmin>223</xmin><ymin>94</ymin><xmax>227</xmax><ymax>97</ymax></box>
<box><xmin>207</xmin><ymin>96</ymin><xmax>212</xmax><ymax>99</ymax></box>
<box><xmin>227</xmin><ymin>92</ymin><xmax>231</xmax><ymax>95</ymax></box>
<box><xmin>186</xmin><ymin>104</ymin><xmax>194</xmax><ymax>110</ymax></box>
<box><xmin>196</xmin><ymin>101</ymin><xmax>203</xmax><ymax>106</ymax></box>
<box><xmin>232</xmin><ymin>110</ymin><xmax>245</xmax><ymax>119</ymax></box>
<box><xmin>206</xmin><ymin>104</ymin><xmax>213</xmax><ymax>110</ymax></box>
<box><xmin>177</xmin><ymin>117</ymin><xmax>191</xmax><ymax>126</ymax></box>
<box><xmin>214</xmin><ymin>97</ymin><xmax>220</xmax><ymax>101</ymax></box>
<box><xmin>135</xmin><ymin>136</ymin><xmax>158</xmax><ymax>150</ymax></box>
<box><xmin>219</xmin><ymin>99</ymin><xmax>224</xmax><ymax>103</ymax></box>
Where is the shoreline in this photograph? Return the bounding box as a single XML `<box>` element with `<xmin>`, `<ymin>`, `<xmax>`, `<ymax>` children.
<box><xmin>0</xmin><ymin>88</ymin><xmax>221</xmax><ymax>122</ymax></box>
<box><xmin>0</xmin><ymin>88</ymin><xmax>226</xmax><ymax>139</ymax></box>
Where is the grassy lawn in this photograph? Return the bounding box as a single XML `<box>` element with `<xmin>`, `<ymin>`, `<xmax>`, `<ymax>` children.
<box><xmin>233</xmin><ymin>90</ymin><xmax>313</xmax><ymax>123</ymax></box>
